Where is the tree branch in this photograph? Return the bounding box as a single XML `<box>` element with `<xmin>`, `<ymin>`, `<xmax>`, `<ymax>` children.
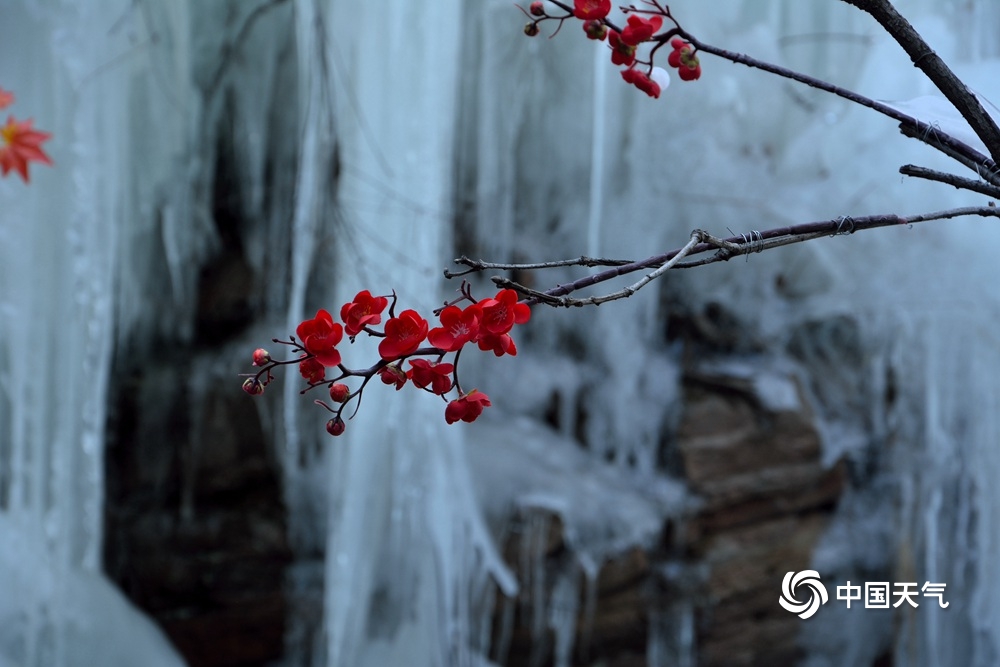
<box><xmin>490</xmin><ymin>4</ymin><xmax>1000</xmax><ymax>308</ymax></box>
<box><xmin>898</xmin><ymin>123</ymin><xmax>1000</xmax><ymax>186</ymax></box>
<box><xmin>899</xmin><ymin>165</ymin><xmax>1000</xmax><ymax>200</ymax></box>
<box><xmin>495</xmin><ymin>230</ymin><xmax>711</xmax><ymax>307</ymax></box>
<box><xmin>445</xmin><ymin>255</ymin><xmax>633</xmax><ymax>279</ymax></box>
<box><xmin>840</xmin><ymin>0</ymin><xmax>1000</xmax><ymax>164</ymax></box>
<box><xmin>548</xmin><ymin>0</ymin><xmax>1000</xmax><ymax>182</ymax></box>
<box><xmin>452</xmin><ymin>206</ymin><xmax>1000</xmax><ymax>307</ymax></box>
<box><xmin>690</xmin><ymin>39</ymin><xmax>1000</xmax><ymax>185</ymax></box>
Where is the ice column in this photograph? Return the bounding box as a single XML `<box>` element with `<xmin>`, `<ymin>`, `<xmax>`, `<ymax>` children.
<box><xmin>0</xmin><ymin>2</ymin><xmax>191</xmax><ymax>665</ymax></box>
<box><xmin>311</xmin><ymin>1</ymin><xmax>515</xmax><ymax>665</ymax></box>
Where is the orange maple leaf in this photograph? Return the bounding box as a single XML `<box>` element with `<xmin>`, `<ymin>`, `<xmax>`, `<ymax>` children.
<box><xmin>1</xmin><ymin>116</ymin><xmax>53</xmax><ymax>182</ymax></box>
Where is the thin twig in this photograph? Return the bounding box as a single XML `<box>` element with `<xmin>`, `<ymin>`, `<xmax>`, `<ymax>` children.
<box><xmin>497</xmin><ymin>230</ymin><xmax>704</xmax><ymax>307</ymax></box>
<box><xmin>471</xmin><ymin>207</ymin><xmax>999</xmax><ymax>307</ymax></box>
<box><xmin>445</xmin><ymin>255</ymin><xmax>634</xmax><ymax>278</ymax></box>
<box><xmin>900</xmin><ymin>165</ymin><xmax>1000</xmax><ymax>200</ymax></box>
<box><xmin>206</xmin><ymin>0</ymin><xmax>290</xmax><ymax>97</ymax></box>
<box><xmin>899</xmin><ymin>124</ymin><xmax>1000</xmax><ymax>186</ymax></box>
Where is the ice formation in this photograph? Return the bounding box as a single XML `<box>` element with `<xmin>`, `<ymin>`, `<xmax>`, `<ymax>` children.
<box><xmin>2</xmin><ymin>0</ymin><xmax>1000</xmax><ymax>665</ymax></box>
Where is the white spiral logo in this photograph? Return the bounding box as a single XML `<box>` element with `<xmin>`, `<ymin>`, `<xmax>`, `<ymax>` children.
<box><xmin>779</xmin><ymin>570</ymin><xmax>828</xmax><ymax>619</ymax></box>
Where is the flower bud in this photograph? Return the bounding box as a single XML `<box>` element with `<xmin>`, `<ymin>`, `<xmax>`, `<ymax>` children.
<box><xmin>678</xmin><ymin>60</ymin><xmax>702</xmax><ymax>81</ymax></box>
<box><xmin>252</xmin><ymin>348</ymin><xmax>271</xmax><ymax>366</ymax></box>
<box><xmin>524</xmin><ymin>22</ymin><xmax>540</xmax><ymax>37</ymax></box>
<box><xmin>329</xmin><ymin>382</ymin><xmax>350</xmax><ymax>403</ymax></box>
<box><xmin>326</xmin><ymin>417</ymin><xmax>346</xmax><ymax>436</ymax></box>
<box><xmin>242</xmin><ymin>378</ymin><xmax>264</xmax><ymax>395</ymax></box>
<box><xmin>379</xmin><ymin>364</ymin><xmax>407</xmax><ymax>390</ymax></box>
<box><xmin>583</xmin><ymin>19</ymin><xmax>607</xmax><ymax>41</ymax></box>
<box><xmin>529</xmin><ymin>1</ymin><xmax>545</xmax><ymax>16</ymax></box>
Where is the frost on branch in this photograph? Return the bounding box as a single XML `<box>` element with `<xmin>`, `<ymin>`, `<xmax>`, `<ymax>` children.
<box><xmin>242</xmin><ymin>286</ymin><xmax>530</xmax><ymax>437</ymax></box>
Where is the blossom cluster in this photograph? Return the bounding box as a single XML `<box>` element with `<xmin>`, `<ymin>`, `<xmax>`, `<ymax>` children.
<box><xmin>0</xmin><ymin>87</ymin><xmax>52</xmax><ymax>183</ymax></box>
<box><xmin>521</xmin><ymin>1</ymin><xmax>702</xmax><ymax>99</ymax></box>
<box><xmin>243</xmin><ymin>287</ymin><xmax>531</xmax><ymax>436</ymax></box>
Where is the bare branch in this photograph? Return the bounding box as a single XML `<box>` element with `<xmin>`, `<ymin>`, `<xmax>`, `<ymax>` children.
<box><xmin>548</xmin><ymin>0</ymin><xmax>1000</xmax><ymax>182</ymax></box>
<box><xmin>490</xmin><ymin>4</ymin><xmax>1000</xmax><ymax>308</ymax></box>
<box><xmin>840</xmin><ymin>0</ymin><xmax>1000</xmax><ymax>164</ymax></box>
<box><xmin>690</xmin><ymin>40</ymin><xmax>1000</xmax><ymax>185</ymax></box>
<box><xmin>492</xmin><ymin>230</ymin><xmax>707</xmax><ymax>307</ymax></box>
<box><xmin>898</xmin><ymin>124</ymin><xmax>1000</xmax><ymax>186</ymax></box>
<box><xmin>465</xmin><ymin>207</ymin><xmax>1000</xmax><ymax>307</ymax></box>
<box><xmin>445</xmin><ymin>255</ymin><xmax>633</xmax><ymax>278</ymax></box>
<box><xmin>900</xmin><ymin>165</ymin><xmax>1000</xmax><ymax>200</ymax></box>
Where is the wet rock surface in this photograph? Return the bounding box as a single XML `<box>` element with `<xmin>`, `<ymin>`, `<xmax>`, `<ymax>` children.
<box><xmin>104</xmin><ymin>358</ymin><xmax>292</xmax><ymax>667</ymax></box>
<box><xmin>487</xmin><ymin>364</ymin><xmax>845</xmax><ymax>666</ymax></box>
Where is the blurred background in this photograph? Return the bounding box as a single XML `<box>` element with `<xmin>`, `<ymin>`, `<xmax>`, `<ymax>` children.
<box><xmin>2</xmin><ymin>0</ymin><xmax>1000</xmax><ymax>665</ymax></box>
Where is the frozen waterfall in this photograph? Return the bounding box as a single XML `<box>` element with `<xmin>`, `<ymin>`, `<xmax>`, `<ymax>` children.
<box><xmin>2</xmin><ymin>0</ymin><xmax>1000</xmax><ymax>666</ymax></box>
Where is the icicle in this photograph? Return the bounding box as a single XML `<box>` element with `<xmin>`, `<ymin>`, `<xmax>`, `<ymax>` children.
<box><xmin>283</xmin><ymin>0</ymin><xmax>329</xmax><ymax>478</ymax></box>
<box><xmin>647</xmin><ymin>599</ymin><xmax>696</xmax><ymax>667</ymax></box>
<box><xmin>549</xmin><ymin>566</ymin><xmax>580</xmax><ymax>667</ymax></box>
<box><xmin>493</xmin><ymin>593</ymin><xmax>516</xmax><ymax>666</ymax></box>
<box><xmin>586</xmin><ymin>41</ymin><xmax>606</xmax><ymax>258</ymax></box>
<box><xmin>521</xmin><ymin>511</ymin><xmax>551</xmax><ymax>666</ymax></box>
<box><xmin>577</xmin><ymin>553</ymin><xmax>599</xmax><ymax>663</ymax></box>
<box><xmin>0</xmin><ymin>0</ymin><xmax>193</xmax><ymax>663</ymax></box>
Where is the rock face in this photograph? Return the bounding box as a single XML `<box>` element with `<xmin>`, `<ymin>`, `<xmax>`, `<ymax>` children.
<box><xmin>104</xmin><ymin>312</ymin><xmax>844</xmax><ymax>667</ymax></box>
<box><xmin>489</xmin><ymin>363</ymin><xmax>845</xmax><ymax>666</ymax></box>
<box><xmin>103</xmin><ymin>98</ymin><xmax>295</xmax><ymax>666</ymax></box>
<box><xmin>102</xmin><ymin>198</ymin><xmax>845</xmax><ymax>667</ymax></box>
<box><xmin>677</xmin><ymin>368</ymin><xmax>846</xmax><ymax>666</ymax></box>
<box><xmin>492</xmin><ymin>510</ymin><xmax>655</xmax><ymax>667</ymax></box>
<box><xmin>104</xmin><ymin>358</ymin><xmax>293</xmax><ymax>667</ymax></box>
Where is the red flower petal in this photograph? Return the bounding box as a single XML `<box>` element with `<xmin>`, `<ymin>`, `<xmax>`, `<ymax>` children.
<box><xmin>621</xmin><ymin>68</ymin><xmax>661</xmax><ymax>98</ymax></box>
<box><xmin>379</xmin><ymin>364</ymin><xmax>407</xmax><ymax>390</ymax></box>
<box><xmin>620</xmin><ymin>14</ymin><xmax>663</xmax><ymax>46</ymax></box>
<box><xmin>378</xmin><ymin>309</ymin><xmax>428</xmax><ymax>360</ymax></box>
<box><xmin>296</xmin><ymin>309</ymin><xmax>343</xmax><ymax>367</ymax></box>
<box><xmin>340</xmin><ymin>290</ymin><xmax>389</xmax><ymax>336</ymax></box>
<box><xmin>573</xmin><ymin>0</ymin><xmax>611</xmax><ymax>21</ymax></box>
<box><xmin>445</xmin><ymin>390</ymin><xmax>492</xmax><ymax>424</ymax></box>
<box><xmin>477</xmin><ymin>332</ymin><xmax>518</xmax><ymax>357</ymax></box>
<box><xmin>408</xmin><ymin>359</ymin><xmax>454</xmax><ymax>395</ymax></box>
<box><xmin>608</xmin><ymin>31</ymin><xmax>637</xmax><ymax>67</ymax></box>
<box><xmin>481</xmin><ymin>289</ymin><xmax>528</xmax><ymax>335</ymax></box>
<box><xmin>299</xmin><ymin>357</ymin><xmax>326</xmax><ymax>383</ymax></box>
<box><xmin>428</xmin><ymin>304</ymin><xmax>481</xmax><ymax>351</ymax></box>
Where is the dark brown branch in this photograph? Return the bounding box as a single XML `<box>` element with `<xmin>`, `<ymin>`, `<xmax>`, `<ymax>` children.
<box><xmin>445</xmin><ymin>255</ymin><xmax>633</xmax><ymax>279</ymax></box>
<box><xmin>899</xmin><ymin>124</ymin><xmax>1000</xmax><ymax>186</ymax></box>
<box><xmin>549</xmin><ymin>0</ymin><xmax>999</xmax><ymax>181</ymax></box>
<box><xmin>899</xmin><ymin>165</ymin><xmax>1000</xmax><ymax>200</ymax></box>
<box><xmin>461</xmin><ymin>207</ymin><xmax>1000</xmax><ymax>307</ymax></box>
<box><xmin>840</xmin><ymin>0</ymin><xmax>1000</xmax><ymax>164</ymax></box>
<box><xmin>690</xmin><ymin>40</ymin><xmax>999</xmax><ymax>184</ymax></box>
